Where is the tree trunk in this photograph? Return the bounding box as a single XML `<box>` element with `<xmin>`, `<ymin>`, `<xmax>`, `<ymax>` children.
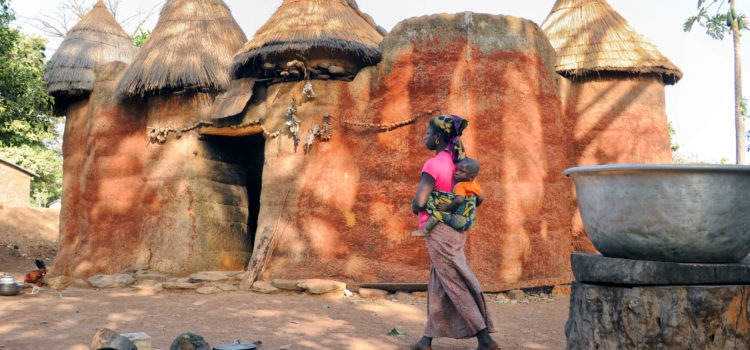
<box><xmin>732</xmin><ymin>0</ymin><xmax>746</xmax><ymax>164</ymax></box>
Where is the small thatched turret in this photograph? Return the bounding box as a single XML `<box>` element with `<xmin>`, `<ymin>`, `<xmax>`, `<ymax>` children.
<box><xmin>116</xmin><ymin>0</ymin><xmax>247</xmax><ymax>98</ymax></box>
<box><xmin>45</xmin><ymin>1</ymin><xmax>137</xmax><ymax>103</ymax></box>
<box><xmin>541</xmin><ymin>0</ymin><xmax>682</xmax><ymax>84</ymax></box>
<box><xmin>230</xmin><ymin>0</ymin><xmax>385</xmax><ymax>81</ymax></box>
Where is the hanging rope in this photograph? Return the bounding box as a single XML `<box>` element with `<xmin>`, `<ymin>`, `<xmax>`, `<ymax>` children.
<box><xmin>342</xmin><ymin>110</ymin><xmax>441</xmax><ymax>131</ymax></box>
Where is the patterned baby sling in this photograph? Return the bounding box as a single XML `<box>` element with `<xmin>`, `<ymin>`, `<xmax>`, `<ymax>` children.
<box><xmin>424</xmin><ymin>189</ymin><xmax>478</xmax><ymax>232</ymax></box>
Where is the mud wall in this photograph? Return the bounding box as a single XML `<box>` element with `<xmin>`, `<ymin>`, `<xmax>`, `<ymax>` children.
<box><xmin>137</xmin><ymin>93</ymin><xmax>255</xmax><ymax>273</ymax></box>
<box><xmin>252</xmin><ymin>13</ymin><xmax>576</xmax><ymax>290</ymax></box>
<box><xmin>559</xmin><ymin>74</ymin><xmax>672</xmax><ymax>251</ymax></box>
<box><xmin>54</xmin><ymin>62</ymin><xmax>148</xmax><ymax>277</ymax></box>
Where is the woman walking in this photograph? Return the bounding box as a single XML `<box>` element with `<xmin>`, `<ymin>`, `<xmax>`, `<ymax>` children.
<box><xmin>411</xmin><ymin>115</ymin><xmax>498</xmax><ymax>350</ymax></box>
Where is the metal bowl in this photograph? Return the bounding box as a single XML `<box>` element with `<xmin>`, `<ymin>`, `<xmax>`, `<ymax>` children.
<box><xmin>0</xmin><ymin>276</ymin><xmax>15</xmax><ymax>284</ymax></box>
<box><xmin>564</xmin><ymin>164</ymin><xmax>750</xmax><ymax>263</ymax></box>
<box><xmin>0</xmin><ymin>283</ymin><xmax>22</xmax><ymax>296</ymax></box>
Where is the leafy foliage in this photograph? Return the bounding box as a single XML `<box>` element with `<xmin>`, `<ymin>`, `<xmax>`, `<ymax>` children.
<box><xmin>0</xmin><ymin>0</ymin><xmax>62</xmax><ymax>206</ymax></box>
<box><xmin>668</xmin><ymin>121</ymin><xmax>680</xmax><ymax>153</ymax></box>
<box><xmin>684</xmin><ymin>0</ymin><xmax>747</xmax><ymax>40</ymax></box>
<box><xmin>132</xmin><ymin>27</ymin><xmax>150</xmax><ymax>48</ymax></box>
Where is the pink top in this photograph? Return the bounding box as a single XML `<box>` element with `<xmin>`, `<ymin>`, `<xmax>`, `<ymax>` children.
<box><xmin>418</xmin><ymin>151</ymin><xmax>456</xmax><ymax>228</ymax></box>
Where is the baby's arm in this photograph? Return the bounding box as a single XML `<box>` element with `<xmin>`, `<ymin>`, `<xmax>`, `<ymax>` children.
<box><xmin>438</xmin><ymin>195</ymin><xmax>465</xmax><ymax>212</ymax></box>
<box><xmin>476</xmin><ymin>193</ymin><xmax>485</xmax><ymax>207</ymax></box>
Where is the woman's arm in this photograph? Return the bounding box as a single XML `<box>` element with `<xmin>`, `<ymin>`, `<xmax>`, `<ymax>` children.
<box><xmin>412</xmin><ymin>173</ymin><xmax>436</xmax><ymax>214</ymax></box>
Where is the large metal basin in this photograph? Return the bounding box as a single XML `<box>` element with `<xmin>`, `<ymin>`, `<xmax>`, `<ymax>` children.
<box><xmin>564</xmin><ymin>164</ymin><xmax>750</xmax><ymax>263</ymax></box>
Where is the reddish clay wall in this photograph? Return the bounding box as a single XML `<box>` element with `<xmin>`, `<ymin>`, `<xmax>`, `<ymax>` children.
<box><xmin>138</xmin><ymin>93</ymin><xmax>254</xmax><ymax>273</ymax></box>
<box><xmin>252</xmin><ymin>13</ymin><xmax>576</xmax><ymax>290</ymax></box>
<box><xmin>559</xmin><ymin>74</ymin><xmax>672</xmax><ymax>251</ymax></box>
<box><xmin>54</xmin><ymin>62</ymin><xmax>148</xmax><ymax>277</ymax></box>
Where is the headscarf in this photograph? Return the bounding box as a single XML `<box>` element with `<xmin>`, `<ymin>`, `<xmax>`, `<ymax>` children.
<box><xmin>431</xmin><ymin>114</ymin><xmax>467</xmax><ymax>163</ymax></box>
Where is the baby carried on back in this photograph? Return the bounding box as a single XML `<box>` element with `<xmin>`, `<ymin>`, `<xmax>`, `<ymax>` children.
<box><xmin>413</xmin><ymin>157</ymin><xmax>484</xmax><ymax>236</ymax></box>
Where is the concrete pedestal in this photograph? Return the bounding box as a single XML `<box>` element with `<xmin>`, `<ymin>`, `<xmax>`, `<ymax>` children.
<box><xmin>567</xmin><ymin>254</ymin><xmax>750</xmax><ymax>349</ymax></box>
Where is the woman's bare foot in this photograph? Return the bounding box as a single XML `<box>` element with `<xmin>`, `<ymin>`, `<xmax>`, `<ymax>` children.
<box><xmin>411</xmin><ymin>229</ymin><xmax>429</xmax><ymax>237</ymax></box>
<box><xmin>476</xmin><ymin>328</ymin><xmax>499</xmax><ymax>350</ymax></box>
<box><xmin>478</xmin><ymin>341</ymin><xmax>499</xmax><ymax>350</ymax></box>
<box><xmin>410</xmin><ymin>336</ymin><xmax>432</xmax><ymax>350</ymax></box>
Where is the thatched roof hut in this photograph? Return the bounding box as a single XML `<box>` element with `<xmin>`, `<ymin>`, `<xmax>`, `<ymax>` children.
<box><xmin>45</xmin><ymin>0</ymin><xmax>137</xmax><ymax>99</ymax></box>
<box><xmin>116</xmin><ymin>0</ymin><xmax>247</xmax><ymax>98</ymax></box>
<box><xmin>541</xmin><ymin>0</ymin><xmax>682</xmax><ymax>84</ymax></box>
<box><xmin>230</xmin><ymin>0</ymin><xmax>385</xmax><ymax>79</ymax></box>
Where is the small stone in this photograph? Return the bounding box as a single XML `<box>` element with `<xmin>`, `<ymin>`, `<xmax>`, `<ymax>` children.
<box><xmin>251</xmin><ymin>281</ymin><xmax>281</xmax><ymax>294</ymax></box>
<box><xmin>272</xmin><ymin>279</ymin><xmax>303</xmax><ymax>291</ymax></box>
<box><xmin>91</xmin><ymin>328</ymin><xmax>137</xmax><ymax>350</ymax></box>
<box><xmin>88</xmin><ymin>274</ymin><xmax>136</xmax><ymax>288</ymax></box>
<box><xmin>170</xmin><ymin>333</ymin><xmax>210</xmax><ymax>350</ymax></box>
<box><xmin>121</xmin><ymin>332</ymin><xmax>151</xmax><ymax>350</ymax></box>
<box><xmin>134</xmin><ymin>273</ymin><xmax>165</xmax><ymax>282</ymax></box>
<box><xmin>280</xmin><ymin>344</ymin><xmax>292</xmax><ymax>350</ymax></box>
<box><xmin>296</xmin><ymin>279</ymin><xmax>346</xmax><ymax>295</ymax></box>
<box><xmin>132</xmin><ymin>282</ymin><xmax>163</xmax><ymax>292</ymax></box>
<box><xmin>412</xmin><ymin>291</ymin><xmax>428</xmax><ymax>298</ymax></box>
<box><xmin>495</xmin><ymin>293</ymin><xmax>510</xmax><ymax>303</ymax></box>
<box><xmin>162</xmin><ymin>282</ymin><xmax>201</xmax><ymax>290</ymax></box>
<box><xmin>188</xmin><ymin>271</ymin><xmax>236</xmax><ymax>282</ymax></box>
<box><xmin>552</xmin><ymin>285</ymin><xmax>571</xmax><ymax>296</ymax></box>
<box><xmin>215</xmin><ymin>283</ymin><xmax>238</xmax><ymax>292</ymax></box>
<box><xmin>195</xmin><ymin>286</ymin><xmax>222</xmax><ymax>295</ymax></box>
<box><xmin>395</xmin><ymin>291</ymin><xmax>415</xmax><ymax>303</ymax></box>
<box><xmin>507</xmin><ymin>289</ymin><xmax>525</xmax><ymax>300</ymax></box>
<box><xmin>358</xmin><ymin>288</ymin><xmax>388</xmax><ymax>298</ymax></box>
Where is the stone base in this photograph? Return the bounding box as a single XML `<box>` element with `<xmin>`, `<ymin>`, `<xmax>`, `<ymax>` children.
<box><xmin>571</xmin><ymin>253</ymin><xmax>750</xmax><ymax>285</ymax></box>
<box><xmin>567</xmin><ymin>282</ymin><xmax>750</xmax><ymax>349</ymax></box>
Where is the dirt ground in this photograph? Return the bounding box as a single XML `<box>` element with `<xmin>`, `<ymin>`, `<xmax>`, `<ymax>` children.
<box><xmin>0</xmin><ymin>287</ymin><xmax>568</xmax><ymax>350</ymax></box>
<box><xmin>0</xmin><ymin>207</ymin><xmax>569</xmax><ymax>350</ymax></box>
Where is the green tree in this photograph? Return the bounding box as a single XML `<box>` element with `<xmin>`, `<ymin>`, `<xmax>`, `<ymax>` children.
<box><xmin>131</xmin><ymin>27</ymin><xmax>150</xmax><ymax>48</ymax></box>
<box><xmin>685</xmin><ymin>0</ymin><xmax>748</xmax><ymax>164</ymax></box>
<box><xmin>0</xmin><ymin>0</ymin><xmax>62</xmax><ymax>206</ymax></box>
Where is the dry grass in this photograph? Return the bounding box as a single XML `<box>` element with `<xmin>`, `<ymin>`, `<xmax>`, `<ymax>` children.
<box><xmin>541</xmin><ymin>0</ymin><xmax>682</xmax><ymax>84</ymax></box>
<box><xmin>116</xmin><ymin>0</ymin><xmax>247</xmax><ymax>98</ymax></box>
<box><xmin>45</xmin><ymin>0</ymin><xmax>137</xmax><ymax>98</ymax></box>
<box><xmin>231</xmin><ymin>0</ymin><xmax>384</xmax><ymax>78</ymax></box>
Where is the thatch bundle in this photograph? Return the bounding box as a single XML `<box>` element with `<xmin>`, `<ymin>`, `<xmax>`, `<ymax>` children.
<box><xmin>116</xmin><ymin>0</ymin><xmax>247</xmax><ymax>98</ymax></box>
<box><xmin>230</xmin><ymin>0</ymin><xmax>384</xmax><ymax>79</ymax></box>
<box><xmin>45</xmin><ymin>1</ymin><xmax>137</xmax><ymax>98</ymax></box>
<box><xmin>541</xmin><ymin>0</ymin><xmax>682</xmax><ymax>84</ymax></box>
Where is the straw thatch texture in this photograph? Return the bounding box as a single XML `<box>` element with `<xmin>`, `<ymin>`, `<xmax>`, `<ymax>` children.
<box><xmin>541</xmin><ymin>0</ymin><xmax>682</xmax><ymax>84</ymax></box>
<box><xmin>45</xmin><ymin>1</ymin><xmax>137</xmax><ymax>97</ymax></box>
<box><xmin>230</xmin><ymin>0</ymin><xmax>384</xmax><ymax>78</ymax></box>
<box><xmin>116</xmin><ymin>0</ymin><xmax>247</xmax><ymax>98</ymax></box>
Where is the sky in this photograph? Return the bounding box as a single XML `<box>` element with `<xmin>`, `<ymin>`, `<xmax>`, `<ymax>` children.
<box><xmin>9</xmin><ymin>0</ymin><xmax>750</xmax><ymax>164</ymax></box>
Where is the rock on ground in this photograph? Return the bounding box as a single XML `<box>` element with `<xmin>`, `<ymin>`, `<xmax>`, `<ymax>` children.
<box><xmin>90</xmin><ymin>328</ymin><xmax>137</xmax><ymax>350</ymax></box>
<box><xmin>88</xmin><ymin>274</ymin><xmax>136</xmax><ymax>288</ymax></box>
<box><xmin>358</xmin><ymin>288</ymin><xmax>388</xmax><ymax>298</ymax></box>
<box><xmin>251</xmin><ymin>281</ymin><xmax>281</xmax><ymax>294</ymax></box>
<box><xmin>170</xmin><ymin>332</ymin><xmax>210</xmax><ymax>350</ymax></box>
<box><xmin>296</xmin><ymin>279</ymin><xmax>345</xmax><ymax>294</ymax></box>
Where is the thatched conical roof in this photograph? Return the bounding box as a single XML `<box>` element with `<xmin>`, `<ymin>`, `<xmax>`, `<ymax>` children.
<box><xmin>230</xmin><ymin>0</ymin><xmax>384</xmax><ymax>78</ymax></box>
<box><xmin>116</xmin><ymin>0</ymin><xmax>247</xmax><ymax>98</ymax></box>
<box><xmin>45</xmin><ymin>1</ymin><xmax>137</xmax><ymax>97</ymax></box>
<box><xmin>541</xmin><ymin>0</ymin><xmax>682</xmax><ymax>84</ymax></box>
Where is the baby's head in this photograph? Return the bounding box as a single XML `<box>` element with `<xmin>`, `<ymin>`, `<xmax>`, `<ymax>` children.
<box><xmin>454</xmin><ymin>158</ymin><xmax>480</xmax><ymax>182</ymax></box>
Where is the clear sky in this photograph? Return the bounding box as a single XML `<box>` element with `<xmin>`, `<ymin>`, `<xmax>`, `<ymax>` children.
<box><xmin>10</xmin><ymin>0</ymin><xmax>750</xmax><ymax>164</ymax></box>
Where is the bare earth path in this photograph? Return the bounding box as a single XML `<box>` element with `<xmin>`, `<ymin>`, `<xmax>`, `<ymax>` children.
<box><xmin>0</xmin><ymin>287</ymin><xmax>568</xmax><ymax>350</ymax></box>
